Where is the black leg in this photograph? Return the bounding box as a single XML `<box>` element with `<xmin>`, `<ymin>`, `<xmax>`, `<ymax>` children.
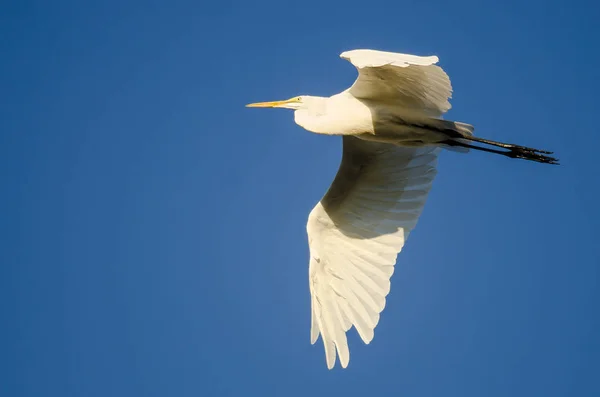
<box><xmin>465</xmin><ymin>135</ymin><xmax>554</xmax><ymax>155</ymax></box>
<box><xmin>443</xmin><ymin>139</ymin><xmax>559</xmax><ymax>165</ymax></box>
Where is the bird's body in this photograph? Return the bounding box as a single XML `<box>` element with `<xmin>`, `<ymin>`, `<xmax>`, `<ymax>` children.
<box><xmin>247</xmin><ymin>49</ymin><xmax>557</xmax><ymax>370</ymax></box>
<box><xmin>294</xmin><ymin>93</ymin><xmax>451</xmax><ymax>144</ymax></box>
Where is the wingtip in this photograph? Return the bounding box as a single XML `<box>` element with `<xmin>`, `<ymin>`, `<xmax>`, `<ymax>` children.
<box><xmin>340</xmin><ymin>354</ymin><xmax>350</xmax><ymax>369</ymax></box>
<box><xmin>339</xmin><ymin>50</ymin><xmax>352</xmax><ymax>60</ymax></box>
<box><xmin>326</xmin><ymin>352</ymin><xmax>336</xmax><ymax>370</ymax></box>
<box><xmin>358</xmin><ymin>328</ymin><xmax>375</xmax><ymax>345</ymax></box>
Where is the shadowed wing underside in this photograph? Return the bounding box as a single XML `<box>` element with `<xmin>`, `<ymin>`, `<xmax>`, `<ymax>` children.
<box><xmin>307</xmin><ymin>136</ymin><xmax>440</xmax><ymax>368</ymax></box>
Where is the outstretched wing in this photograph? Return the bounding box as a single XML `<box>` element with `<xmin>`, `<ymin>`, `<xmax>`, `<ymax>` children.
<box><xmin>307</xmin><ymin>136</ymin><xmax>440</xmax><ymax>369</ymax></box>
<box><xmin>341</xmin><ymin>49</ymin><xmax>452</xmax><ymax>117</ymax></box>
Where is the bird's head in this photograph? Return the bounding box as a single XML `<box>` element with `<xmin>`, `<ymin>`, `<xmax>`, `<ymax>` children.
<box><xmin>246</xmin><ymin>96</ymin><xmax>309</xmax><ymax>110</ymax></box>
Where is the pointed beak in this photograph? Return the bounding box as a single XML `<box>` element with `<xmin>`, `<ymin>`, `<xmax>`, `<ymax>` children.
<box><xmin>246</xmin><ymin>99</ymin><xmax>291</xmax><ymax>108</ymax></box>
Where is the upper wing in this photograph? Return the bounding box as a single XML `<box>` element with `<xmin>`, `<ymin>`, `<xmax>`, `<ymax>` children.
<box><xmin>341</xmin><ymin>49</ymin><xmax>452</xmax><ymax>117</ymax></box>
<box><xmin>307</xmin><ymin>136</ymin><xmax>440</xmax><ymax>369</ymax></box>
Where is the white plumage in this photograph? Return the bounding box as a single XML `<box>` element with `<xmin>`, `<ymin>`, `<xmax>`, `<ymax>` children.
<box><xmin>247</xmin><ymin>48</ymin><xmax>557</xmax><ymax>369</ymax></box>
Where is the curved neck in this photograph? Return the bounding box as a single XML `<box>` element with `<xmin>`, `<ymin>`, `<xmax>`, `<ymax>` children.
<box><xmin>293</xmin><ymin>96</ymin><xmax>333</xmax><ymax>134</ymax></box>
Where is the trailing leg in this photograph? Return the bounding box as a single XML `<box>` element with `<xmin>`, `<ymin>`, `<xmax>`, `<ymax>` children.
<box><xmin>443</xmin><ymin>138</ymin><xmax>559</xmax><ymax>165</ymax></box>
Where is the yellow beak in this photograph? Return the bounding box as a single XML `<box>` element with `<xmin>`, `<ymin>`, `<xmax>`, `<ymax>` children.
<box><xmin>246</xmin><ymin>99</ymin><xmax>292</xmax><ymax>108</ymax></box>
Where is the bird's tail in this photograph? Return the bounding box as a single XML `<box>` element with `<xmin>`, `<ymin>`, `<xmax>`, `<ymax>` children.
<box><xmin>452</xmin><ymin>121</ymin><xmax>475</xmax><ymax>137</ymax></box>
<box><xmin>435</xmin><ymin>120</ymin><xmax>474</xmax><ymax>153</ymax></box>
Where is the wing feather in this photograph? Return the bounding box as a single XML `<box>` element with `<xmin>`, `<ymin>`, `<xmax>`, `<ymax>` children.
<box><xmin>340</xmin><ymin>49</ymin><xmax>452</xmax><ymax>116</ymax></box>
<box><xmin>307</xmin><ymin>136</ymin><xmax>440</xmax><ymax>369</ymax></box>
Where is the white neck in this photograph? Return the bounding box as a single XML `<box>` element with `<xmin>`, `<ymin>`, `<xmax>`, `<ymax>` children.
<box><xmin>293</xmin><ymin>96</ymin><xmax>334</xmax><ymax>134</ymax></box>
<box><xmin>293</xmin><ymin>94</ymin><xmax>373</xmax><ymax>136</ymax></box>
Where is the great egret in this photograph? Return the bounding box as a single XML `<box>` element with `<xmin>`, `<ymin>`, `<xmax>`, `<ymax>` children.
<box><xmin>247</xmin><ymin>49</ymin><xmax>558</xmax><ymax>369</ymax></box>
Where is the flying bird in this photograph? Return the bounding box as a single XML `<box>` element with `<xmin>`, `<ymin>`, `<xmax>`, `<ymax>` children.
<box><xmin>246</xmin><ymin>49</ymin><xmax>558</xmax><ymax>369</ymax></box>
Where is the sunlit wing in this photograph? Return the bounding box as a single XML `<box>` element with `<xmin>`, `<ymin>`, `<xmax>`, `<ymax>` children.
<box><xmin>341</xmin><ymin>49</ymin><xmax>452</xmax><ymax>117</ymax></box>
<box><xmin>306</xmin><ymin>136</ymin><xmax>440</xmax><ymax>369</ymax></box>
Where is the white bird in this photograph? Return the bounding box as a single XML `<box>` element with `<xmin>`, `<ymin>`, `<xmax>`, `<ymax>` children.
<box><xmin>247</xmin><ymin>49</ymin><xmax>558</xmax><ymax>369</ymax></box>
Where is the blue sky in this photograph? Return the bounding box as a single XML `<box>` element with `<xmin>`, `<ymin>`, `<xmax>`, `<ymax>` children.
<box><xmin>1</xmin><ymin>0</ymin><xmax>599</xmax><ymax>396</ymax></box>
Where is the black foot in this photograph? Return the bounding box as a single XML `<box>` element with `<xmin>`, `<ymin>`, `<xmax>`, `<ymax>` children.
<box><xmin>504</xmin><ymin>143</ymin><xmax>554</xmax><ymax>155</ymax></box>
<box><xmin>461</xmin><ymin>136</ymin><xmax>559</xmax><ymax>165</ymax></box>
<box><xmin>469</xmin><ymin>136</ymin><xmax>555</xmax><ymax>154</ymax></box>
<box><xmin>443</xmin><ymin>139</ymin><xmax>560</xmax><ymax>165</ymax></box>
<box><xmin>507</xmin><ymin>147</ymin><xmax>559</xmax><ymax>165</ymax></box>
